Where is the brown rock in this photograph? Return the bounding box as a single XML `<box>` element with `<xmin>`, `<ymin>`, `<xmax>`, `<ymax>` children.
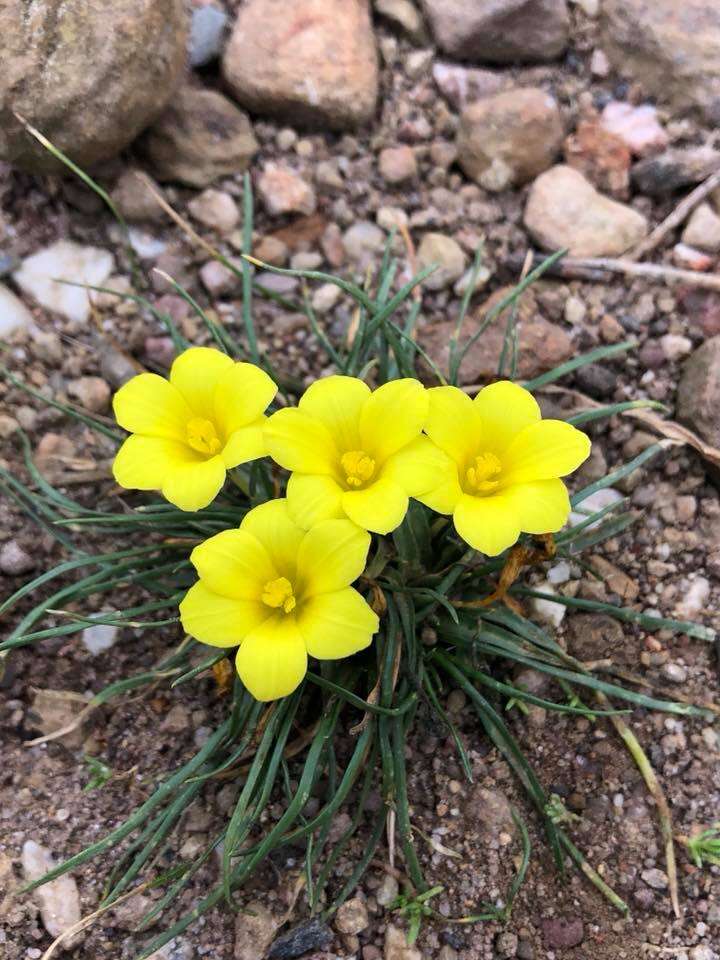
<box><xmin>567</xmin><ymin>613</ymin><xmax>625</xmax><ymax>661</ymax></box>
<box><xmin>26</xmin><ymin>688</ymin><xmax>91</xmax><ymax>748</ymax></box>
<box><xmin>564</xmin><ymin>118</ymin><xmax>631</xmax><ymax>198</ymax></box>
<box><xmin>143</xmin><ymin>86</ymin><xmax>258</xmax><ymax>188</ymax></box>
<box><xmin>234</xmin><ymin>901</ymin><xmax>279</xmax><ymax>960</ymax></box>
<box><xmin>67</xmin><ymin>376</ymin><xmax>111</xmax><ymax>413</ymax></box>
<box><xmin>601</xmin><ymin>0</ymin><xmax>720</xmax><ymax>122</ymax></box>
<box><xmin>111</xmin><ymin>169</ymin><xmax>167</xmax><ymax>224</ymax></box>
<box><xmin>633</xmin><ymin>146</ymin><xmax>720</xmax><ymax>197</ymax></box>
<box><xmin>677</xmin><ymin>336</ymin><xmax>720</xmax><ymax>449</ymax></box>
<box><xmin>432</xmin><ymin>62</ymin><xmax>506</xmax><ymax>111</ymax></box>
<box><xmin>222</xmin><ymin>0</ymin><xmax>379</xmax><ymax>130</ymax></box>
<box><xmin>524</xmin><ymin>165</ymin><xmax>648</xmax><ymax>257</ymax></box>
<box><xmin>421</xmin><ymin>0</ymin><xmax>569</xmax><ymax>63</ymax></box>
<box><xmin>465</xmin><ymin>787</ymin><xmax>516</xmax><ymax>838</ymax></box>
<box><xmin>681</xmin><ymin>203</ymin><xmax>720</xmax><ymax>253</ymax></box>
<box><xmin>378</xmin><ymin>145</ymin><xmax>418</xmax><ymax>184</ymax></box>
<box><xmin>679</xmin><ymin>289</ymin><xmax>720</xmax><ymax>338</ymax></box>
<box><xmin>458</xmin><ymin>88</ymin><xmax>563</xmax><ymax>192</ymax></box>
<box><xmin>420</xmin><ymin>286</ymin><xmax>573</xmax><ymax>384</ymax></box>
<box><xmin>0</xmin><ymin>0</ymin><xmax>188</xmax><ymax>173</ymax></box>
<box><xmin>542</xmin><ymin>917</ymin><xmax>584</xmax><ymax>950</ymax></box>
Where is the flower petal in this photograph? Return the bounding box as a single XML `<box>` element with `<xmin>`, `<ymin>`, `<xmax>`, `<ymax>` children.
<box><xmin>503</xmin><ymin>420</ymin><xmax>591</xmax><ymax>483</ymax></box>
<box><xmin>287</xmin><ymin>472</ymin><xmax>345</xmax><ymax>528</ymax></box>
<box><xmin>221</xmin><ymin>418</ymin><xmax>268</xmax><ymax>468</ymax></box>
<box><xmin>473</xmin><ymin>380</ymin><xmax>540</xmax><ymax>453</ymax></box>
<box><xmin>297</xmin><ymin>520</ymin><xmax>371</xmax><ymax>596</ymax></box>
<box><xmin>113</xmin><ymin>434</ymin><xmax>197</xmax><ymax>490</ymax></box>
<box><xmin>342</xmin><ymin>477</ymin><xmax>408</xmax><ymax>534</ymax></box>
<box><xmin>113</xmin><ymin>373</ymin><xmax>191</xmax><ymax>440</ymax></box>
<box><xmin>424</xmin><ymin>385</ymin><xmax>480</xmax><ymax>466</ymax></box>
<box><xmin>416</xmin><ymin>466</ymin><xmax>463</xmax><ymax>515</ymax></box>
<box><xmin>169</xmin><ymin>347</ymin><xmax>233</xmax><ymax>418</ymax></box>
<box><xmin>453</xmin><ymin>491</ymin><xmax>520</xmax><ymax>556</ymax></box>
<box><xmin>190</xmin><ymin>528</ymin><xmax>276</xmax><ymax>599</ymax></box>
<box><xmin>161</xmin><ymin>456</ymin><xmax>226</xmax><ymax>511</ymax></box>
<box><xmin>214</xmin><ymin>362</ymin><xmax>277</xmax><ymax>436</ymax></box>
<box><xmin>264</xmin><ymin>407</ymin><xmax>338</xmax><ymax>475</ymax></box>
<box><xmin>235</xmin><ymin>615</ymin><xmax>307</xmax><ymax>701</ymax></box>
<box><xmin>240</xmin><ymin>499</ymin><xmax>305</xmax><ymax>579</ymax></box>
<box><xmin>508</xmin><ymin>478</ymin><xmax>571</xmax><ymax>534</ymax></box>
<box><xmin>382</xmin><ymin>436</ymin><xmax>452</xmax><ymax>497</ymax></box>
<box><xmin>179</xmin><ymin>581</ymin><xmax>268</xmax><ymax>647</ymax></box>
<box><xmin>298</xmin><ymin>375</ymin><xmax>370</xmax><ymax>451</ymax></box>
<box><xmin>359</xmin><ymin>378</ymin><xmax>428</xmax><ymax>462</ymax></box>
<box><xmin>298</xmin><ymin>588</ymin><xmax>379</xmax><ymax>660</ymax></box>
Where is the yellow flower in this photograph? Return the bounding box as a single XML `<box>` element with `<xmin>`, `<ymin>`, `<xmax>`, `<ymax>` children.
<box><xmin>263</xmin><ymin>375</ymin><xmax>447</xmax><ymax>534</ymax></box>
<box><xmin>179</xmin><ymin>499</ymin><xmax>379</xmax><ymax>701</ymax></box>
<box><xmin>419</xmin><ymin>380</ymin><xmax>591</xmax><ymax>556</ymax></box>
<box><xmin>112</xmin><ymin>347</ymin><xmax>277</xmax><ymax>511</ymax></box>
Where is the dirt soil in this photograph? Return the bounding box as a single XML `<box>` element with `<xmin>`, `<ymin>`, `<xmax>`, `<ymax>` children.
<box><xmin>1</xmin><ymin>3</ymin><xmax>720</xmax><ymax>960</ymax></box>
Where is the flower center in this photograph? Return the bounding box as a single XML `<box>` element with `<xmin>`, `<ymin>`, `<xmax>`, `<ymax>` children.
<box><xmin>465</xmin><ymin>451</ymin><xmax>502</xmax><ymax>495</ymax></box>
<box><xmin>340</xmin><ymin>450</ymin><xmax>376</xmax><ymax>489</ymax></box>
<box><xmin>186</xmin><ymin>417</ymin><xmax>222</xmax><ymax>456</ymax></box>
<box><xmin>261</xmin><ymin>576</ymin><xmax>296</xmax><ymax>614</ymax></box>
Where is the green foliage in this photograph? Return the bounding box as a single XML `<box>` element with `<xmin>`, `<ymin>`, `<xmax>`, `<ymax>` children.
<box><xmin>83</xmin><ymin>755</ymin><xmax>114</xmax><ymax>793</ymax></box>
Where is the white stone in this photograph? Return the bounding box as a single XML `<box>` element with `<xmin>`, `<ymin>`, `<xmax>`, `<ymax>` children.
<box><xmin>570</xmin><ymin>487</ymin><xmax>624</xmax><ymax>529</ymax></box>
<box><xmin>311</xmin><ymin>283</ymin><xmax>342</xmax><ymax>314</ymax></box>
<box><xmin>0</xmin><ymin>283</ymin><xmax>34</xmax><ymax>337</ymax></box>
<box><xmin>82</xmin><ymin>616</ymin><xmax>119</xmax><ymax>655</ymax></box>
<box><xmin>453</xmin><ymin>264</ymin><xmax>491</xmax><ymax>296</ymax></box>
<box><xmin>660</xmin><ymin>333</ymin><xmax>692</xmax><ymax>361</ymax></box>
<box><xmin>530</xmin><ymin>582</ymin><xmax>566</xmax><ymax>628</ymax></box>
<box><xmin>675</xmin><ymin>576</ymin><xmax>711</xmax><ymax>621</ymax></box>
<box><xmin>21</xmin><ymin>840</ymin><xmax>81</xmax><ymax>946</ymax></box>
<box><xmin>547</xmin><ymin>561</ymin><xmax>571</xmax><ymax>585</ymax></box>
<box><xmin>13</xmin><ymin>241</ymin><xmax>114</xmax><ymax>323</ymax></box>
<box><xmin>128</xmin><ymin>228</ymin><xmax>167</xmax><ymax>260</ymax></box>
<box><xmin>681</xmin><ymin>202</ymin><xmax>720</xmax><ymax>253</ymax></box>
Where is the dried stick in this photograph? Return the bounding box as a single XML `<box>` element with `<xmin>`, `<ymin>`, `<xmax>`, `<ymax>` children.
<box><xmin>505</xmin><ymin>253</ymin><xmax>720</xmax><ymax>291</ymax></box>
<box><xmin>626</xmin><ymin>167</ymin><xmax>720</xmax><ymax>262</ymax></box>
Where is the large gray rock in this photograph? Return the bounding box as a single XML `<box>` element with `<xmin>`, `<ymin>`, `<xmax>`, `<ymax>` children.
<box><xmin>0</xmin><ymin>0</ymin><xmax>188</xmax><ymax>173</ymax></box>
<box><xmin>143</xmin><ymin>86</ymin><xmax>258</xmax><ymax>187</ymax></box>
<box><xmin>601</xmin><ymin>0</ymin><xmax>720</xmax><ymax>123</ymax></box>
<box><xmin>524</xmin><ymin>165</ymin><xmax>648</xmax><ymax>257</ymax></box>
<box><xmin>421</xmin><ymin>0</ymin><xmax>570</xmax><ymax>63</ymax></box>
<box><xmin>222</xmin><ymin>0</ymin><xmax>379</xmax><ymax>130</ymax></box>
<box><xmin>458</xmin><ymin>87</ymin><xmax>563</xmax><ymax>191</ymax></box>
<box><xmin>677</xmin><ymin>337</ymin><xmax>720</xmax><ymax>450</ymax></box>
<box><xmin>22</xmin><ymin>841</ymin><xmax>82</xmax><ymax>946</ymax></box>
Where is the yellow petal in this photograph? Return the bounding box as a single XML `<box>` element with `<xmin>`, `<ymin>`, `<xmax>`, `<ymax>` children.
<box><xmin>298</xmin><ymin>375</ymin><xmax>370</xmax><ymax>451</ymax></box>
<box><xmin>359</xmin><ymin>379</ymin><xmax>429</xmax><ymax>463</ymax></box>
<box><xmin>113</xmin><ymin>373</ymin><xmax>191</xmax><ymax>440</ymax></box>
<box><xmin>416</xmin><ymin>466</ymin><xmax>463</xmax><ymax>515</ymax></box>
<box><xmin>298</xmin><ymin>588</ymin><xmax>378</xmax><ymax>659</ymax></box>
<box><xmin>342</xmin><ymin>477</ymin><xmax>408</xmax><ymax>534</ymax></box>
<box><xmin>169</xmin><ymin>347</ymin><xmax>233</xmax><ymax>418</ymax></box>
<box><xmin>113</xmin><ymin>434</ymin><xmax>197</xmax><ymax>490</ymax></box>
<box><xmin>453</xmin><ymin>491</ymin><xmax>520</xmax><ymax>556</ymax></box>
<box><xmin>424</xmin><ymin>385</ymin><xmax>480</xmax><ymax>466</ymax></box>
<box><xmin>190</xmin><ymin>529</ymin><xmax>276</xmax><ymax>599</ymax></box>
<box><xmin>381</xmin><ymin>436</ymin><xmax>452</xmax><ymax>497</ymax></box>
<box><xmin>179</xmin><ymin>581</ymin><xmax>268</xmax><ymax>647</ymax></box>
<box><xmin>503</xmin><ymin>420</ymin><xmax>591</xmax><ymax>483</ymax></box>
<box><xmin>214</xmin><ymin>362</ymin><xmax>277</xmax><ymax>436</ymax></box>
<box><xmin>240</xmin><ymin>499</ymin><xmax>305</xmax><ymax>579</ymax></box>
<box><xmin>222</xmin><ymin>418</ymin><xmax>268</xmax><ymax>468</ymax></box>
<box><xmin>161</xmin><ymin>455</ymin><xmax>226</xmax><ymax>511</ymax></box>
<box><xmin>264</xmin><ymin>407</ymin><xmax>337</xmax><ymax>475</ymax></box>
<box><xmin>297</xmin><ymin>520</ymin><xmax>371</xmax><ymax>596</ymax></box>
<box><xmin>235</xmin><ymin>615</ymin><xmax>307</xmax><ymax>701</ymax></box>
<box><xmin>473</xmin><ymin>380</ymin><xmax>540</xmax><ymax>452</ymax></box>
<box><xmin>508</xmin><ymin>478</ymin><xmax>571</xmax><ymax>534</ymax></box>
<box><xmin>287</xmin><ymin>472</ymin><xmax>345</xmax><ymax>528</ymax></box>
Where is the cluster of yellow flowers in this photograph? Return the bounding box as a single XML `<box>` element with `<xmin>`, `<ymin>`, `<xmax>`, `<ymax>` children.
<box><xmin>112</xmin><ymin>347</ymin><xmax>590</xmax><ymax>701</ymax></box>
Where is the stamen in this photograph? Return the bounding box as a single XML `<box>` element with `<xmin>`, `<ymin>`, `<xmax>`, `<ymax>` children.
<box><xmin>466</xmin><ymin>452</ymin><xmax>502</xmax><ymax>494</ymax></box>
<box><xmin>340</xmin><ymin>450</ymin><xmax>376</xmax><ymax>489</ymax></box>
<box><xmin>261</xmin><ymin>576</ymin><xmax>296</xmax><ymax>614</ymax></box>
<box><xmin>186</xmin><ymin>417</ymin><xmax>222</xmax><ymax>456</ymax></box>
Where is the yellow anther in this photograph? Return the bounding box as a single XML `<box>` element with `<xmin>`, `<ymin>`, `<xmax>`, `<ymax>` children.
<box><xmin>340</xmin><ymin>450</ymin><xmax>376</xmax><ymax>489</ymax></box>
<box><xmin>466</xmin><ymin>451</ymin><xmax>502</xmax><ymax>494</ymax></box>
<box><xmin>186</xmin><ymin>417</ymin><xmax>222</xmax><ymax>456</ymax></box>
<box><xmin>261</xmin><ymin>576</ymin><xmax>296</xmax><ymax>614</ymax></box>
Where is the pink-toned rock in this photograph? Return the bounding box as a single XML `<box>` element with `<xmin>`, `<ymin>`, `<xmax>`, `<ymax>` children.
<box><xmin>257</xmin><ymin>163</ymin><xmax>316</xmax><ymax>217</ymax></box>
<box><xmin>421</xmin><ymin>0</ymin><xmax>569</xmax><ymax>63</ymax></box>
<box><xmin>564</xmin><ymin>117</ymin><xmax>631</xmax><ymax>198</ymax></box>
<box><xmin>420</xmin><ymin>286</ymin><xmax>573</xmax><ymax>384</ymax></box>
<box><xmin>222</xmin><ymin>0</ymin><xmax>379</xmax><ymax>130</ymax></box>
<box><xmin>673</xmin><ymin>243</ymin><xmax>714</xmax><ymax>272</ymax></box>
<box><xmin>432</xmin><ymin>62</ymin><xmax>505</xmax><ymax>110</ymax></box>
<box><xmin>457</xmin><ymin>88</ymin><xmax>563</xmax><ymax>192</ymax></box>
<box><xmin>524</xmin><ymin>165</ymin><xmax>648</xmax><ymax>257</ymax></box>
<box><xmin>378</xmin><ymin>145</ymin><xmax>418</xmax><ymax>184</ymax></box>
<box><xmin>600</xmin><ymin>102</ymin><xmax>668</xmax><ymax>157</ymax></box>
